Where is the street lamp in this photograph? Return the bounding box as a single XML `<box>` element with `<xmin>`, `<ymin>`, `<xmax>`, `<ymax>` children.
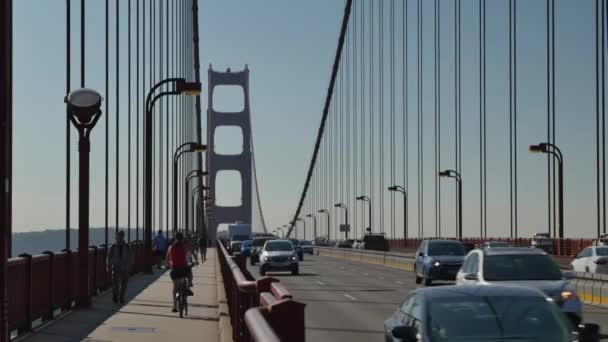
<box><xmin>334</xmin><ymin>203</ymin><xmax>349</xmax><ymax>240</ymax></box>
<box><xmin>388</xmin><ymin>186</ymin><xmax>408</xmax><ymax>239</ymax></box>
<box><xmin>296</xmin><ymin>218</ymin><xmax>306</xmax><ymax>240</ymax></box>
<box><xmin>356</xmin><ymin>195</ymin><xmax>372</xmax><ymax>235</ymax></box>
<box><xmin>529</xmin><ymin>143</ymin><xmax>564</xmax><ymax>240</ymax></box>
<box><xmin>439</xmin><ymin>170</ymin><xmax>463</xmax><ymax>239</ymax></box>
<box><xmin>185</xmin><ymin>170</ymin><xmax>208</xmax><ymax>234</ymax></box>
<box><xmin>318</xmin><ymin>209</ymin><xmax>331</xmax><ymax>241</ymax></box>
<box><xmin>192</xmin><ymin>186</ymin><xmax>210</xmax><ymax>236</ymax></box>
<box><xmin>306</xmin><ymin>214</ymin><xmax>317</xmax><ymax>241</ymax></box>
<box><xmin>173</xmin><ymin>142</ymin><xmax>207</xmax><ymax>234</ymax></box>
<box><xmin>145</xmin><ymin>78</ymin><xmax>201</xmax><ymax>273</ymax></box>
<box><xmin>65</xmin><ymin>88</ymin><xmax>103</xmax><ymax>308</ymax></box>
<box><xmin>277</xmin><ymin>227</ymin><xmax>285</xmax><ymax>238</ymax></box>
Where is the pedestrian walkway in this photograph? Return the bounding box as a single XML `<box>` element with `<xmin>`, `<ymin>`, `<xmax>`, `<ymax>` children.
<box><xmin>23</xmin><ymin>249</ymin><xmax>222</xmax><ymax>342</ymax></box>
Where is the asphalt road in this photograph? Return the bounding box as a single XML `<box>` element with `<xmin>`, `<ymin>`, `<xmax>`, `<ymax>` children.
<box><xmin>246</xmin><ymin>253</ymin><xmax>608</xmax><ymax>342</ymax></box>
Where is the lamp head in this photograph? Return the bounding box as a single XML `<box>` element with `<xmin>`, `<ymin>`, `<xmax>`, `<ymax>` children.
<box><xmin>334</xmin><ymin>203</ymin><xmax>344</xmax><ymax>208</ymax></box>
<box><xmin>176</xmin><ymin>79</ymin><xmax>202</xmax><ymax>96</ymax></box>
<box><xmin>388</xmin><ymin>186</ymin><xmax>397</xmax><ymax>191</ymax></box>
<box><xmin>318</xmin><ymin>209</ymin><xmax>327</xmax><ymax>213</ymax></box>
<box><xmin>529</xmin><ymin>144</ymin><xmax>547</xmax><ymax>153</ymax></box>
<box><xmin>306</xmin><ymin>214</ymin><xmax>312</xmax><ymax>217</ymax></box>
<box><xmin>438</xmin><ymin>170</ymin><xmax>451</xmax><ymax>177</ymax></box>
<box><xmin>191</xmin><ymin>143</ymin><xmax>207</xmax><ymax>152</ymax></box>
<box><xmin>65</xmin><ymin>88</ymin><xmax>103</xmax><ymax>127</ymax></box>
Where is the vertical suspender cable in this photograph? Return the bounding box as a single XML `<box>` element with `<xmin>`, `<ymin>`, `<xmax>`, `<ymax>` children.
<box><xmin>418</xmin><ymin>0</ymin><xmax>423</xmax><ymax>238</ymax></box>
<box><xmin>434</xmin><ymin>0</ymin><xmax>438</xmax><ymax>238</ymax></box>
<box><xmin>483</xmin><ymin>0</ymin><xmax>487</xmax><ymax>237</ymax></box>
<box><xmin>140</xmin><ymin>0</ymin><xmax>146</xmax><ymax>241</ymax></box>
<box><xmin>436</xmin><ymin>0</ymin><xmax>441</xmax><ymax>238</ymax></box>
<box><xmin>514</xmin><ymin>0</ymin><xmax>518</xmax><ymax>238</ymax></box>
<box><xmin>136</xmin><ymin>0</ymin><xmax>140</xmax><ymax>241</ymax></box>
<box><xmin>509</xmin><ymin>0</ymin><xmax>513</xmax><ymax>238</ymax></box>
<box><xmin>391</xmin><ymin>0</ymin><xmax>395</xmax><ymax>239</ymax></box>
<box><xmin>602</xmin><ymin>0</ymin><xmax>606</xmax><ymax>235</ymax></box>
<box><xmin>380</xmin><ymin>0</ymin><xmax>384</xmax><ymax>235</ymax></box>
<box><xmin>158</xmin><ymin>0</ymin><xmax>163</xmax><ymax>235</ymax></box>
<box><xmin>80</xmin><ymin>0</ymin><xmax>85</xmax><ymax>87</ymax></box>
<box><xmin>66</xmin><ymin>0</ymin><xmax>71</xmax><ymax>250</ymax></box>
<box><xmin>552</xmin><ymin>0</ymin><xmax>556</xmax><ymax>239</ymax></box>
<box><xmin>128</xmin><ymin>0</ymin><xmax>132</xmax><ymax>242</ymax></box>
<box><xmin>370</xmin><ymin>0</ymin><xmax>374</xmax><ymax>234</ymax></box>
<box><xmin>403</xmin><ymin>0</ymin><xmax>408</xmax><ymax>238</ymax></box>
<box><xmin>546</xmin><ymin>0</ymin><xmax>552</xmax><ymax>237</ymax></box>
<box><xmin>361</xmin><ymin>0</ymin><xmax>366</xmax><ymax>232</ymax></box>
<box><xmin>166</xmin><ymin>0</ymin><xmax>171</xmax><ymax>235</ymax></box>
<box><xmin>104</xmin><ymin>0</ymin><xmax>109</xmax><ymax>246</ymax></box>
<box><xmin>115</xmin><ymin>0</ymin><xmax>120</xmax><ymax>236</ymax></box>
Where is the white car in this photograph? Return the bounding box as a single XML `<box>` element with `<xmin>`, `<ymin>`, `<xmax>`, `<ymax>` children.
<box><xmin>352</xmin><ymin>240</ymin><xmax>365</xmax><ymax>249</ymax></box>
<box><xmin>570</xmin><ymin>246</ymin><xmax>608</xmax><ymax>274</ymax></box>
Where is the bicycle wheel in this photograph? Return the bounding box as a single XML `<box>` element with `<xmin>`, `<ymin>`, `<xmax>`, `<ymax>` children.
<box><xmin>178</xmin><ymin>292</ymin><xmax>184</xmax><ymax>318</ymax></box>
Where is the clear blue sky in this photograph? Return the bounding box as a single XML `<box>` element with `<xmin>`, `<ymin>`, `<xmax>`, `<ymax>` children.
<box><xmin>10</xmin><ymin>0</ymin><xmax>604</xmax><ymax>239</ymax></box>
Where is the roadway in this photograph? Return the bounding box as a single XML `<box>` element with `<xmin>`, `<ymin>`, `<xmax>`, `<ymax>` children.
<box><xmin>246</xmin><ymin>253</ymin><xmax>608</xmax><ymax>342</ymax></box>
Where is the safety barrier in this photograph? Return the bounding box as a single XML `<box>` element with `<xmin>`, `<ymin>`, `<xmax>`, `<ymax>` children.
<box><xmin>217</xmin><ymin>240</ymin><xmax>305</xmax><ymax>342</ymax></box>
<box><xmin>7</xmin><ymin>240</ymin><xmax>145</xmax><ymax>338</ymax></box>
<box><xmin>388</xmin><ymin>238</ymin><xmax>596</xmax><ymax>257</ymax></box>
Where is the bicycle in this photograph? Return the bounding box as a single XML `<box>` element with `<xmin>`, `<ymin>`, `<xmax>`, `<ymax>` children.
<box><xmin>175</xmin><ymin>277</ymin><xmax>189</xmax><ymax>318</ymax></box>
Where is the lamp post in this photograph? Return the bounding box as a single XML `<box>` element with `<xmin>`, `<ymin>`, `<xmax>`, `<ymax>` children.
<box><xmin>296</xmin><ymin>218</ymin><xmax>306</xmax><ymax>240</ymax></box>
<box><xmin>173</xmin><ymin>142</ymin><xmax>206</xmax><ymax>234</ymax></box>
<box><xmin>65</xmin><ymin>88</ymin><xmax>103</xmax><ymax>308</ymax></box>
<box><xmin>388</xmin><ymin>186</ymin><xmax>408</xmax><ymax>239</ymax></box>
<box><xmin>334</xmin><ymin>203</ymin><xmax>349</xmax><ymax>240</ymax></box>
<box><xmin>192</xmin><ymin>188</ymin><xmax>209</xmax><ymax>236</ymax></box>
<box><xmin>145</xmin><ymin>78</ymin><xmax>200</xmax><ymax>273</ymax></box>
<box><xmin>306</xmin><ymin>214</ymin><xmax>317</xmax><ymax>241</ymax></box>
<box><xmin>185</xmin><ymin>170</ymin><xmax>208</xmax><ymax>234</ymax></box>
<box><xmin>356</xmin><ymin>195</ymin><xmax>372</xmax><ymax>235</ymax></box>
<box><xmin>529</xmin><ymin>143</ymin><xmax>564</xmax><ymax>240</ymax></box>
<box><xmin>318</xmin><ymin>209</ymin><xmax>330</xmax><ymax>241</ymax></box>
<box><xmin>439</xmin><ymin>170</ymin><xmax>463</xmax><ymax>239</ymax></box>
<box><xmin>277</xmin><ymin>227</ymin><xmax>284</xmax><ymax>238</ymax></box>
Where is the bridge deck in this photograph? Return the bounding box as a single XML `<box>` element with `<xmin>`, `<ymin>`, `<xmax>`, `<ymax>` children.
<box><xmin>23</xmin><ymin>249</ymin><xmax>220</xmax><ymax>342</ymax></box>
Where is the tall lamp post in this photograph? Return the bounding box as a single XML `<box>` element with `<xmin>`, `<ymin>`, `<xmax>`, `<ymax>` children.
<box><xmin>306</xmin><ymin>213</ymin><xmax>317</xmax><ymax>241</ymax></box>
<box><xmin>388</xmin><ymin>186</ymin><xmax>408</xmax><ymax>239</ymax></box>
<box><xmin>185</xmin><ymin>170</ymin><xmax>208</xmax><ymax>234</ymax></box>
<box><xmin>145</xmin><ymin>78</ymin><xmax>200</xmax><ymax>273</ymax></box>
<box><xmin>318</xmin><ymin>209</ymin><xmax>330</xmax><ymax>241</ymax></box>
<box><xmin>173</xmin><ymin>142</ymin><xmax>206</xmax><ymax>234</ymax></box>
<box><xmin>529</xmin><ymin>143</ymin><xmax>564</xmax><ymax>240</ymax></box>
<box><xmin>296</xmin><ymin>218</ymin><xmax>306</xmax><ymax>240</ymax></box>
<box><xmin>334</xmin><ymin>203</ymin><xmax>349</xmax><ymax>240</ymax></box>
<box><xmin>192</xmin><ymin>186</ymin><xmax>210</xmax><ymax>236</ymax></box>
<box><xmin>356</xmin><ymin>195</ymin><xmax>372</xmax><ymax>235</ymax></box>
<box><xmin>439</xmin><ymin>170</ymin><xmax>463</xmax><ymax>239</ymax></box>
<box><xmin>66</xmin><ymin>88</ymin><xmax>103</xmax><ymax>308</ymax></box>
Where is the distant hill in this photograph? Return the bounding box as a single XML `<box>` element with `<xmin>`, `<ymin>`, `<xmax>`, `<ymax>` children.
<box><xmin>11</xmin><ymin>228</ymin><xmax>139</xmax><ymax>256</ymax></box>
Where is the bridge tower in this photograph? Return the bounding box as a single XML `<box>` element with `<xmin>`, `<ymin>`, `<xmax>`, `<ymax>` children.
<box><xmin>206</xmin><ymin>66</ymin><xmax>252</xmax><ymax>243</ymax></box>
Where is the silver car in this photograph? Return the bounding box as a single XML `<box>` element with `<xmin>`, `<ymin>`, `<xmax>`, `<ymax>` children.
<box><xmin>259</xmin><ymin>240</ymin><xmax>299</xmax><ymax>276</ymax></box>
<box><xmin>456</xmin><ymin>247</ymin><xmax>582</xmax><ymax>327</ymax></box>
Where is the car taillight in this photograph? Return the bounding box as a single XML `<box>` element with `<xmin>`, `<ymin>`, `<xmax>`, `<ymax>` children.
<box><xmin>594</xmin><ymin>258</ymin><xmax>608</xmax><ymax>265</ymax></box>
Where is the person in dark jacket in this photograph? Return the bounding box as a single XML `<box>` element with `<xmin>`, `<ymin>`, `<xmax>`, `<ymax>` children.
<box><xmin>199</xmin><ymin>236</ymin><xmax>207</xmax><ymax>262</ymax></box>
<box><xmin>107</xmin><ymin>230</ymin><xmax>132</xmax><ymax>304</ymax></box>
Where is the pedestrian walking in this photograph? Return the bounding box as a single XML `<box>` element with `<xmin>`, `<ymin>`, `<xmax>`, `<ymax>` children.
<box><xmin>199</xmin><ymin>236</ymin><xmax>208</xmax><ymax>262</ymax></box>
<box><xmin>107</xmin><ymin>230</ymin><xmax>132</xmax><ymax>304</ymax></box>
<box><xmin>152</xmin><ymin>230</ymin><xmax>168</xmax><ymax>269</ymax></box>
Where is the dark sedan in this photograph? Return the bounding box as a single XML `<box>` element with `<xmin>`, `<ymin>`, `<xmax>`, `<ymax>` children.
<box><xmin>384</xmin><ymin>284</ymin><xmax>600</xmax><ymax>342</ymax></box>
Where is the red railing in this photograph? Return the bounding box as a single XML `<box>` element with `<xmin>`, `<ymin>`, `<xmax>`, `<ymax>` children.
<box><xmin>6</xmin><ymin>240</ymin><xmax>145</xmax><ymax>337</ymax></box>
<box><xmin>217</xmin><ymin>240</ymin><xmax>305</xmax><ymax>342</ymax></box>
<box><xmin>388</xmin><ymin>237</ymin><xmax>596</xmax><ymax>256</ymax></box>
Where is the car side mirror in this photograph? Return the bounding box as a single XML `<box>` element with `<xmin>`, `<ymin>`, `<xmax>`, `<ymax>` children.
<box><xmin>418</xmin><ymin>252</ymin><xmax>424</xmax><ymax>257</ymax></box>
<box><xmin>578</xmin><ymin>323</ymin><xmax>600</xmax><ymax>342</ymax></box>
<box><xmin>465</xmin><ymin>273</ymin><xmax>479</xmax><ymax>281</ymax></box>
<box><xmin>563</xmin><ymin>271</ymin><xmax>577</xmax><ymax>280</ymax></box>
<box><xmin>391</xmin><ymin>325</ymin><xmax>418</xmax><ymax>342</ymax></box>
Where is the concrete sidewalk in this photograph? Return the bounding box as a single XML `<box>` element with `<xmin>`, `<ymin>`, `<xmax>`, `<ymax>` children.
<box><xmin>23</xmin><ymin>249</ymin><xmax>222</xmax><ymax>342</ymax></box>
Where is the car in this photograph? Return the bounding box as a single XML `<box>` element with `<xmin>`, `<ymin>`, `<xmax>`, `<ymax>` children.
<box><xmin>240</xmin><ymin>240</ymin><xmax>253</xmax><ymax>257</ymax></box>
<box><xmin>259</xmin><ymin>240</ymin><xmax>299</xmax><ymax>276</ymax></box>
<box><xmin>593</xmin><ymin>233</ymin><xmax>608</xmax><ymax>246</ymax></box>
<box><xmin>531</xmin><ymin>232</ymin><xmax>554</xmax><ymax>253</ymax></box>
<box><xmin>570</xmin><ymin>246</ymin><xmax>608</xmax><ymax>274</ymax></box>
<box><xmin>414</xmin><ymin>239</ymin><xmax>465</xmax><ymax>286</ymax></box>
<box><xmin>384</xmin><ymin>284</ymin><xmax>600</xmax><ymax>342</ymax></box>
<box><xmin>362</xmin><ymin>233</ymin><xmax>389</xmax><ymax>251</ymax></box>
<box><xmin>352</xmin><ymin>239</ymin><xmax>365</xmax><ymax>249</ymax></box>
<box><xmin>456</xmin><ymin>247</ymin><xmax>583</xmax><ymax>327</ymax></box>
<box><xmin>288</xmin><ymin>238</ymin><xmax>304</xmax><ymax>260</ymax></box>
<box><xmin>250</xmin><ymin>236</ymin><xmax>275</xmax><ymax>265</ymax></box>
<box><xmin>482</xmin><ymin>240</ymin><xmax>511</xmax><ymax>248</ymax></box>
<box><xmin>299</xmin><ymin>240</ymin><xmax>314</xmax><ymax>255</ymax></box>
<box><xmin>229</xmin><ymin>240</ymin><xmax>243</xmax><ymax>255</ymax></box>
<box><xmin>335</xmin><ymin>240</ymin><xmax>353</xmax><ymax>248</ymax></box>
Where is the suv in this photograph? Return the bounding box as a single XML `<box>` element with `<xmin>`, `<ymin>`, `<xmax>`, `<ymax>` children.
<box><xmin>259</xmin><ymin>240</ymin><xmax>299</xmax><ymax>276</ymax></box>
<box><xmin>531</xmin><ymin>232</ymin><xmax>554</xmax><ymax>254</ymax></box>
<box><xmin>456</xmin><ymin>247</ymin><xmax>582</xmax><ymax>327</ymax></box>
<box><xmin>250</xmin><ymin>236</ymin><xmax>275</xmax><ymax>265</ymax></box>
<box><xmin>363</xmin><ymin>233</ymin><xmax>390</xmax><ymax>252</ymax></box>
<box><xmin>414</xmin><ymin>239</ymin><xmax>465</xmax><ymax>286</ymax></box>
<box><xmin>299</xmin><ymin>240</ymin><xmax>314</xmax><ymax>255</ymax></box>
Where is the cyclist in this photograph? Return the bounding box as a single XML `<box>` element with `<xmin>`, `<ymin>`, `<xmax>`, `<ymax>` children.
<box><xmin>166</xmin><ymin>232</ymin><xmax>192</xmax><ymax>312</ymax></box>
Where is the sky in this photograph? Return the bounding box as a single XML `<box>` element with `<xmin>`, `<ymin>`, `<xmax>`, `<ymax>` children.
<box><xmin>9</xmin><ymin>0</ymin><xmax>607</xmax><ymax>239</ymax></box>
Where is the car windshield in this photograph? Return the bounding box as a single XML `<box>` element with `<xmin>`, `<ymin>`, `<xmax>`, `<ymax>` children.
<box><xmin>488</xmin><ymin>242</ymin><xmax>509</xmax><ymax>247</ymax></box>
<box><xmin>232</xmin><ymin>235</ymin><xmax>249</xmax><ymax>241</ymax></box>
<box><xmin>426</xmin><ymin>296</ymin><xmax>571</xmax><ymax>342</ymax></box>
<box><xmin>265</xmin><ymin>241</ymin><xmax>294</xmax><ymax>252</ymax></box>
<box><xmin>483</xmin><ymin>254</ymin><xmax>562</xmax><ymax>281</ymax></box>
<box><xmin>253</xmin><ymin>238</ymin><xmax>272</xmax><ymax>247</ymax></box>
<box><xmin>428</xmin><ymin>242</ymin><xmax>465</xmax><ymax>256</ymax></box>
<box><xmin>596</xmin><ymin>247</ymin><xmax>608</xmax><ymax>256</ymax></box>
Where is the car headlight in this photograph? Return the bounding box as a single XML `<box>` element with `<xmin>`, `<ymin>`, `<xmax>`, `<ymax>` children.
<box><xmin>433</xmin><ymin>261</ymin><xmax>440</xmax><ymax>267</ymax></box>
<box><xmin>561</xmin><ymin>291</ymin><xmax>575</xmax><ymax>300</ymax></box>
<box><xmin>291</xmin><ymin>255</ymin><xmax>297</xmax><ymax>261</ymax></box>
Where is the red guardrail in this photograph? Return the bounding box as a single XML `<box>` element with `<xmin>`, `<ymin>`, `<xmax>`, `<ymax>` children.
<box><xmin>217</xmin><ymin>240</ymin><xmax>305</xmax><ymax>342</ymax></box>
<box><xmin>388</xmin><ymin>237</ymin><xmax>596</xmax><ymax>257</ymax></box>
<box><xmin>6</xmin><ymin>240</ymin><xmax>145</xmax><ymax>337</ymax></box>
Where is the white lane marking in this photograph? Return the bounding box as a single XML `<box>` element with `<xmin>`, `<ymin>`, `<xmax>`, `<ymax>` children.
<box><xmin>344</xmin><ymin>293</ymin><xmax>357</xmax><ymax>301</ymax></box>
<box><xmin>316</xmin><ymin>280</ymin><xmax>326</xmax><ymax>286</ymax></box>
